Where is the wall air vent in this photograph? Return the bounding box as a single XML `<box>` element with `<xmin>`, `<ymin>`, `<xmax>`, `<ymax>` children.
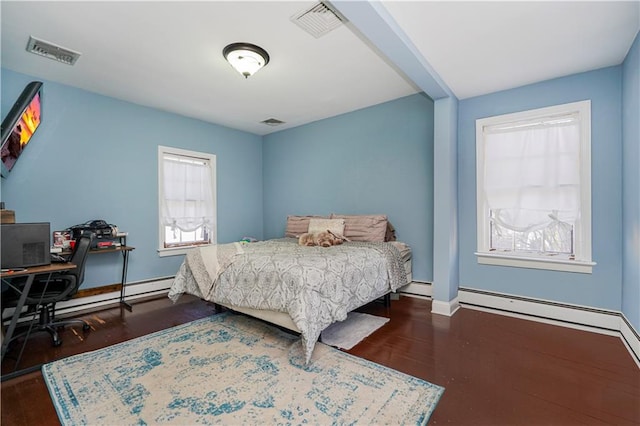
<box><xmin>261</xmin><ymin>118</ymin><xmax>285</xmax><ymax>126</ymax></box>
<box><xmin>26</xmin><ymin>36</ymin><xmax>81</xmax><ymax>66</ymax></box>
<box><xmin>290</xmin><ymin>2</ymin><xmax>346</xmax><ymax>38</ymax></box>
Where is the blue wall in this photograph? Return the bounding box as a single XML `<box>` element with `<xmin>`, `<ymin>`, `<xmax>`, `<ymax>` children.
<box><xmin>622</xmin><ymin>32</ymin><xmax>640</xmax><ymax>331</ymax></box>
<box><xmin>458</xmin><ymin>67</ymin><xmax>624</xmax><ymax>311</ymax></box>
<box><xmin>2</xmin><ymin>54</ymin><xmax>636</xmax><ymax>323</ymax></box>
<box><xmin>263</xmin><ymin>94</ymin><xmax>435</xmax><ymax>282</ymax></box>
<box><xmin>1</xmin><ymin>69</ymin><xmax>264</xmax><ymax>289</ymax></box>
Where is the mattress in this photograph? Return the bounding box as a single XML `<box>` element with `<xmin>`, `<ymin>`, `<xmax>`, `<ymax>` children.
<box><xmin>170</xmin><ymin>238</ymin><xmax>412</xmax><ymax>360</ymax></box>
<box><xmin>221</xmin><ymin>249</ymin><xmax>412</xmax><ymax>334</ymax></box>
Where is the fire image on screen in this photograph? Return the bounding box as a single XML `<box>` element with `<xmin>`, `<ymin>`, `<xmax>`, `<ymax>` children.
<box><xmin>1</xmin><ymin>92</ymin><xmax>41</xmax><ymax>172</ymax></box>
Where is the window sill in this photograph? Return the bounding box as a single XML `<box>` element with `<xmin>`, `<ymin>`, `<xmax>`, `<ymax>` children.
<box><xmin>475</xmin><ymin>252</ymin><xmax>595</xmax><ymax>274</ymax></box>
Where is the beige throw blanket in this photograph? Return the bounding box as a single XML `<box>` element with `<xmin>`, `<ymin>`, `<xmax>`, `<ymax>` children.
<box><xmin>184</xmin><ymin>242</ymin><xmax>244</xmax><ymax>301</ymax></box>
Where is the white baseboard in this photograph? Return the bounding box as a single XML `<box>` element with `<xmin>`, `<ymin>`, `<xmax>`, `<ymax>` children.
<box><xmin>459</xmin><ymin>287</ymin><xmax>640</xmax><ymax>368</ymax></box>
<box><xmin>620</xmin><ymin>314</ymin><xmax>640</xmax><ymax>369</ymax></box>
<box><xmin>7</xmin><ymin>276</ymin><xmax>637</xmax><ymax>368</ymax></box>
<box><xmin>2</xmin><ymin>277</ymin><xmax>174</xmax><ymax>328</ymax></box>
<box><xmin>431</xmin><ymin>297</ymin><xmax>460</xmax><ymax>317</ymax></box>
<box><xmin>398</xmin><ymin>281</ymin><xmax>432</xmax><ymax>298</ymax></box>
<box><xmin>54</xmin><ymin>277</ymin><xmax>174</xmax><ymax>316</ymax></box>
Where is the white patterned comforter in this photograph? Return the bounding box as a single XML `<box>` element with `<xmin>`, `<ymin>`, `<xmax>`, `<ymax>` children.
<box><xmin>168</xmin><ymin>238</ymin><xmax>407</xmax><ymax>363</ymax></box>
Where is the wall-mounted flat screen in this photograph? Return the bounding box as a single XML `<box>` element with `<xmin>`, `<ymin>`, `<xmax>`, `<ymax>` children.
<box><xmin>0</xmin><ymin>81</ymin><xmax>43</xmax><ymax>177</ymax></box>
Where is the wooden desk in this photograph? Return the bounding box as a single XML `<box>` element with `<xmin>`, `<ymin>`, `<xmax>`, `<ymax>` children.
<box><xmin>1</xmin><ymin>263</ymin><xmax>77</xmax><ymax>365</ymax></box>
<box><xmin>1</xmin><ymin>262</ymin><xmax>76</xmax><ymax>278</ymax></box>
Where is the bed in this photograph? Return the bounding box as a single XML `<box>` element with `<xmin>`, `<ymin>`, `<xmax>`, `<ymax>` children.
<box><xmin>168</xmin><ymin>214</ymin><xmax>411</xmax><ymax>363</ymax></box>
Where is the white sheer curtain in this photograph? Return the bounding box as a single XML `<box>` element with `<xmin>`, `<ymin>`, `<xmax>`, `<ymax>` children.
<box><xmin>160</xmin><ymin>153</ymin><xmax>215</xmax><ymax>233</ymax></box>
<box><xmin>482</xmin><ymin>115</ymin><xmax>581</xmax><ymax>234</ymax></box>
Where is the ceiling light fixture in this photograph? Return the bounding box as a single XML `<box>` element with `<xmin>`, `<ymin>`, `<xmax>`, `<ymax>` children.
<box><xmin>223</xmin><ymin>43</ymin><xmax>270</xmax><ymax>78</ymax></box>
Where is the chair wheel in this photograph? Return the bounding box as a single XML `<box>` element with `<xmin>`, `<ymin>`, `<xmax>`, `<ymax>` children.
<box><xmin>53</xmin><ymin>339</ymin><xmax>62</xmax><ymax>347</ymax></box>
<box><xmin>83</xmin><ymin>323</ymin><xmax>90</xmax><ymax>331</ymax></box>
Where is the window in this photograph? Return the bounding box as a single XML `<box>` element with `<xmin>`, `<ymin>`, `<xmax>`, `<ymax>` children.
<box><xmin>158</xmin><ymin>146</ymin><xmax>216</xmax><ymax>256</ymax></box>
<box><xmin>475</xmin><ymin>100</ymin><xmax>595</xmax><ymax>273</ymax></box>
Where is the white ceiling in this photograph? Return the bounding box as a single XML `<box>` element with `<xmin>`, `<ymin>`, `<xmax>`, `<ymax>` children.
<box><xmin>381</xmin><ymin>1</ymin><xmax>640</xmax><ymax>99</ymax></box>
<box><xmin>1</xmin><ymin>1</ymin><xmax>638</xmax><ymax>136</ymax></box>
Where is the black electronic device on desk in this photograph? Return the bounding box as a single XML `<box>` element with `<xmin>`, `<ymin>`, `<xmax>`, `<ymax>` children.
<box><xmin>68</xmin><ymin>219</ymin><xmax>119</xmax><ymax>248</ymax></box>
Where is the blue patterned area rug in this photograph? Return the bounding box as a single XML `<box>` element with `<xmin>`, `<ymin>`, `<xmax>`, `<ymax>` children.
<box><xmin>43</xmin><ymin>312</ymin><xmax>444</xmax><ymax>425</ymax></box>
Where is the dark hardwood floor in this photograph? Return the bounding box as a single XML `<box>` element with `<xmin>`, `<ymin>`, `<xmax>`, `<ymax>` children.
<box><xmin>2</xmin><ymin>294</ymin><xmax>638</xmax><ymax>425</ymax></box>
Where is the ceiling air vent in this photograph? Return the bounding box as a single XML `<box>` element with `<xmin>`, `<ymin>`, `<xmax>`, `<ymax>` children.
<box><xmin>261</xmin><ymin>118</ymin><xmax>285</xmax><ymax>127</ymax></box>
<box><xmin>26</xmin><ymin>36</ymin><xmax>81</xmax><ymax>66</ymax></box>
<box><xmin>290</xmin><ymin>2</ymin><xmax>346</xmax><ymax>38</ymax></box>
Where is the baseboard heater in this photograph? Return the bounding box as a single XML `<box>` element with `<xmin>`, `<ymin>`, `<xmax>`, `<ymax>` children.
<box><xmin>458</xmin><ymin>287</ymin><xmax>640</xmax><ymax>366</ymax></box>
<box><xmin>398</xmin><ymin>280</ymin><xmax>432</xmax><ymax>298</ymax></box>
<box><xmin>1</xmin><ymin>277</ymin><xmax>174</xmax><ymax>326</ymax></box>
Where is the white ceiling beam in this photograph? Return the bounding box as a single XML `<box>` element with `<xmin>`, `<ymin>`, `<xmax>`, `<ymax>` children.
<box><xmin>330</xmin><ymin>0</ymin><xmax>454</xmax><ymax>100</ymax></box>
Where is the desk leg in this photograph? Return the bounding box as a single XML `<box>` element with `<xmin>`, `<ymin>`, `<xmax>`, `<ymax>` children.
<box><xmin>119</xmin><ymin>249</ymin><xmax>133</xmax><ymax>311</ymax></box>
<box><xmin>0</xmin><ymin>275</ymin><xmax>35</xmax><ymax>362</ymax></box>
<box><xmin>2</xmin><ymin>272</ymin><xmax>56</xmax><ymax>379</ymax></box>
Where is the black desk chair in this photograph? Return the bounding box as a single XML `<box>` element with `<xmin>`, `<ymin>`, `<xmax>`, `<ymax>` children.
<box><xmin>2</xmin><ymin>232</ymin><xmax>93</xmax><ymax>347</ymax></box>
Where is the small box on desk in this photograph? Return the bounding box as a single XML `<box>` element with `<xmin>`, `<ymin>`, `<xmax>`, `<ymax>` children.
<box><xmin>53</xmin><ymin>230</ymin><xmax>72</xmax><ymax>248</ymax></box>
<box><xmin>1</xmin><ymin>210</ymin><xmax>15</xmax><ymax>224</ymax></box>
<box><xmin>94</xmin><ymin>239</ymin><xmax>121</xmax><ymax>249</ymax></box>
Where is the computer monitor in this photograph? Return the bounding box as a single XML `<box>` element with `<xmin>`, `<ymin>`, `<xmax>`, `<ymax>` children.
<box><xmin>1</xmin><ymin>222</ymin><xmax>51</xmax><ymax>268</ymax></box>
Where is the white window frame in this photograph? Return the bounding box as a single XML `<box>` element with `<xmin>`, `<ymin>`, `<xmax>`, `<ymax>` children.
<box><xmin>157</xmin><ymin>146</ymin><xmax>217</xmax><ymax>257</ymax></box>
<box><xmin>475</xmin><ymin>100</ymin><xmax>595</xmax><ymax>273</ymax></box>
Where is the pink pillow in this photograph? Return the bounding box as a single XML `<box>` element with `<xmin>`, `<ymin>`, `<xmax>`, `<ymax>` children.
<box><xmin>284</xmin><ymin>215</ymin><xmax>327</xmax><ymax>238</ymax></box>
<box><xmin>329</xmin><ymin>214</ymin><xmax>388</xmax><ymax>242</ymax></box>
